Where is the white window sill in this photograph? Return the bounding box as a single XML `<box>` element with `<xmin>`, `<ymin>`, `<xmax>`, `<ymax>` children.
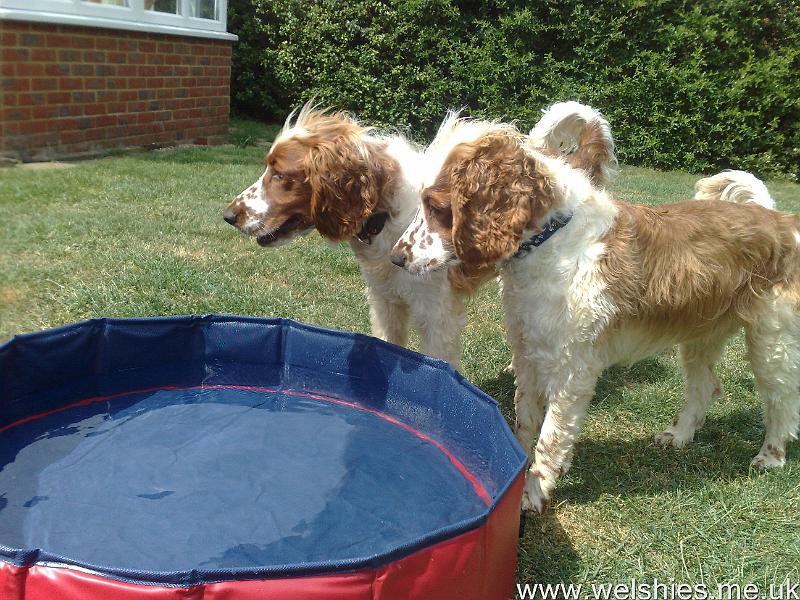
<box><xmin>1</xmin><ymin>7</ymin><xmax>238</xmax><ymax>41</ymax></box>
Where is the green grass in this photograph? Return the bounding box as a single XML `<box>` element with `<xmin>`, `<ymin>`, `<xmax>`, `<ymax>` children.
<box><xmin>2</xmin><ymin>142</ymin><xmax>800</xmax><ymax>593</ymax></box>
<box><xmin>228</xmin><ymin>116</ymin><xmax>282</xmax><ymax>148</ymax></box>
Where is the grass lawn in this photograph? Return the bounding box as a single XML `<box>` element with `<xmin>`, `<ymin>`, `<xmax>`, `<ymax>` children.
<box><xmin>1</xmin><ymin>119</ymin><xmax>799</xmax><ymax>592</ymax></box>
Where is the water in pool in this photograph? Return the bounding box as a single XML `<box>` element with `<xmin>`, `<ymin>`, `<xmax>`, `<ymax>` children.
<box><xmin>0</xmin><ymin>386</ymin><xmax>486</xmax><ymax>572</ymax></box>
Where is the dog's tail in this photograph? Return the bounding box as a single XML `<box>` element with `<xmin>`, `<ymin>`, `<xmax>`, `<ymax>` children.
<box><xmin>694</xmin><ymin>170</ymin><xmax>775</xmax><ymax>210</ymax></box>
<box><xmin>528</xmin><ymin>101</ymin><xmax>618</xmax><ymax>188</ymax></box>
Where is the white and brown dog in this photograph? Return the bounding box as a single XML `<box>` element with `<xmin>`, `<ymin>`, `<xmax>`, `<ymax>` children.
<box><xmin>391</xmin><ymin>124</ymin><xmax>800</xmax><ymax>513</ymax></box>
<box><xmin>223</xmin><ymin>103</ymin><xmax>616</xmax><ymax>369</ymax></box>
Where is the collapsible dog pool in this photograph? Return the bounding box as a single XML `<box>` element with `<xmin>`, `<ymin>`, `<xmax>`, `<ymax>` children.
<box><xmin>0</xmin><ymin>316</ymin><xmax>526</xmax><ymax>599</ymax></box>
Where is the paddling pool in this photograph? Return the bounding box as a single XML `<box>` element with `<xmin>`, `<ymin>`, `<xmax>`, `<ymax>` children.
<box><xmin>0</xmin><ymin>315</ymin><xmax>526</xmax><ymax>599</ymax></box>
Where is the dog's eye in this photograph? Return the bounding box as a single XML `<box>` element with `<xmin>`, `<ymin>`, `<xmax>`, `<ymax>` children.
<box><xmin>271</xmin><ymin>172</ymin><xmax>284</xmax><ymax>181</ymax></box>
<box><xmin>428</xmin><ymin>205</ymin><xmax>440</xmax><ymax>218</ymax></box>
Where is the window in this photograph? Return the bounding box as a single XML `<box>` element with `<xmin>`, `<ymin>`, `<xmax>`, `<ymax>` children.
<box><xmin>0</xmin><ymin>0</ymin><xmax>234</xmax><ymax>40</ymax></box>
<box><xmin>84</xmin><ymin>0</ymin><xmax>130</xmax><ymax>5</ymax></box>
<box><xmin>146</xmin><ymin>0</ymin><xmax>177</xmax><ymax>14</ymax></box>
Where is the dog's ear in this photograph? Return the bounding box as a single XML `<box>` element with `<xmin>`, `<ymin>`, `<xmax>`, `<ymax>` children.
<box><xmin>304</xmin><ymin>132</ymin><xmax>386</xmax><ymax>241</ymax></box>
<box><xmin>450</xmin><ymin>132</ymin><xmax>555</xmax><ymax>269</ymax></box>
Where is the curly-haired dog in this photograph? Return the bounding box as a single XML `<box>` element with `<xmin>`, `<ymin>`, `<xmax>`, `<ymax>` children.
<box><xmin>223</xmin><ymin>103</ymin><xmax>616</xmax><ymax>368</ymax></box>
<box><xmin>391</xmin><ymin>125</ymin><xmax>800</xmax><ymax>513</ymax></box>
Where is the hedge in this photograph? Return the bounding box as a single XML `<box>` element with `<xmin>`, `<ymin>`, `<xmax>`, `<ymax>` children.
<box><xmin>229</xmin><ymin>0</ymin><xmax>800</xmax><ymax>179</ymax></box>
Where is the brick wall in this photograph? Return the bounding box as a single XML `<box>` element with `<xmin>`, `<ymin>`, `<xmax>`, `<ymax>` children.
<box><xmin>1</xmin><ymin>20</ymin><xmax>232</xmax><ymax>161</ymax></box>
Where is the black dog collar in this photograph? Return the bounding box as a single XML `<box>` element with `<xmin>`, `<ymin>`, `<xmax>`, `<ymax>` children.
<box><xmin>355</xmin><ymin>212</ymin><xmax>390</xmax><ymax>245</ymax></box>
<box><xmin>513</xmin><ymin>213</ymin><xmax>573</xmax><ymax>258</ymax></box>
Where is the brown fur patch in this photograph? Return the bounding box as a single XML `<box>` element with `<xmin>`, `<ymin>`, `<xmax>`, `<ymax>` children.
<box><xmin>301</xmin><ymin>117</ymin><xmax>400</xmax><ymax>241</ymax></box>
<box><xmin>226</xmin><ymin>109</ymin><xmax>400</xmax><ymax>242</ymax></box>
<box><xmin>598</xmin><ymin>200</ymin><xmax>800</xmax><ymax>340</ymax></box>
<box><xmin>565</xmin><ymin>120</ymin><xmax>616</xmax><ymax>187</ymax></box>
<box><xmin>443</xmin><ymin>131</ymin><xmax>557</xmax><ymax>270</ymax></box>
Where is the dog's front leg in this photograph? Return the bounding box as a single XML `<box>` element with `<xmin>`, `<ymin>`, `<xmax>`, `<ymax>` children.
<box><xmin>512</xmin><ymin>359</ymin><xmax>547</xmax><ymax>456</ymax></box>
<box><xmin>415</xmin><ymin>294</ymin><xmax>466</xmax><ymax>370</ymax></box>
<box><xmin>521</xmin><ymin>376</ymin><xmax>597</xmax><ymax>514</ymax></box>
<box><xmin>367</xmin><ymin>292</ymin><xmax>410</xmax><ymax>348</ymax></box>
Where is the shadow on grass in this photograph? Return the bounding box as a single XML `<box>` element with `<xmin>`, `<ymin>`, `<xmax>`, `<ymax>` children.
<box><xmin>560</xmin><ymin>406</ymin><xmax>765</xmax><ymax>505</ymax></box>
<box><xmin>479</xmin><ymin>359</ymin><xmax>773</xmax><ymax>582</ymax></box>
<box><xmin>134</xmin><ymin>146</ymin><xmax>266</xmax><ymax>166</ymax></box>
<box><xmin>478</xmin><ymin>357</ymin><xmax>674</xmax><ymax>423</ymax></box>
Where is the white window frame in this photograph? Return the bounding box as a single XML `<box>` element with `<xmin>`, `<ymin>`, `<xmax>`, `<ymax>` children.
<box><xmin>0</xmin><ymin>0</ymin><xmax>237</xmax><ymax>41</ymax></box>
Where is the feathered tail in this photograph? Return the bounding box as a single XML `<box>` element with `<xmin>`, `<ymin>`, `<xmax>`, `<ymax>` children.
<box><xmin>528</xmin><ymin>101</ymin><xmax>618</xmax><ymax>188</ymax></box>
<box><xmin>693</xmin><ymin>170</ymin><xmax>775</xmax><ymax>210</ymax></box>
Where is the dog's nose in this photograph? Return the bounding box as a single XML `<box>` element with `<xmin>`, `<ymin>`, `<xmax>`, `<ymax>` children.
<box><xmin>390</xmin><ymin>253</ymin><xmax>407</xmax><ymax>268</ymax></box>
<box><xmin>223</xmin><ymin>208</ymin><xmax>238</xmax><ymax>225</ymax></box>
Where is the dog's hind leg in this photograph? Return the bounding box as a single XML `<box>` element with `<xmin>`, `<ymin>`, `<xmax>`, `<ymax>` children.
<box><xmin>746</xmin><ymin>301</ymin><xmax>800</xmax><ymax>468</ymax></box>
<box><xmin>654</xmin><ymin>333</ymin><xmax>730</xmax><ymax>448</ymax></box>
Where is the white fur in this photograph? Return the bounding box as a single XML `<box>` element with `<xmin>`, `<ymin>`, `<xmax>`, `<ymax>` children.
<box><xmin>345</xmin><ymin>132</ymin><xmax>469</xmax><ymax>368</ymax></box>
<box><xmin>694</xmin><ymin>169</ymin><xmax>776</xmax><ymax>209</ymax></box>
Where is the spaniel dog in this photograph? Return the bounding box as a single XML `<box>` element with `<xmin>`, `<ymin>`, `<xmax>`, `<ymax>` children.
<box><xmin>223</xmin><ymin>103</ymin><xmax>616</xmax><ymax>369</ymax></box>
<box><xmin>391</xmin><ymin>124</ymin><xmax>800</xmax><ymax>514</ymax></box>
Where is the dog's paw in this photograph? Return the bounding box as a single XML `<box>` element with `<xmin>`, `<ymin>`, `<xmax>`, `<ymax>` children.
<box><xmin>521</xmin><ymin>475</ymin><xmax>550</xmax><ymax>515</ymax></box>
<box><xmin>654</xmin><ymin>429</ymin><xmax>691</xmax><ymax>448</ymax></box>
<box><xmin>503</xmin><ymin>362</ymin><xmax>514</xmax><ymax>374</ymax></box>
<box><xmin>751</xmin><ymin>446</ymin><xmax>786</xmax><ymax>470</ymax></box>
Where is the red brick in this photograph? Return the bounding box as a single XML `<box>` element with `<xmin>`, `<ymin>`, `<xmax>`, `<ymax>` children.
<box><xmin>0</xmin><ymin>107</ymin><xmax>31</xmax><ymax>121</ymax></box>
<box><xmin>84</xmin><ymin>103</ymin><xmax>107</xmax><ymax>116</ymax></box>
<box><xmin>31</xmin><ymin>48</ymin><xmax>57</xmax><ymax>62</ymax></box>
<box><xmin>58</xmin><ymin>78</ymin><xmax>82</xmax><ymax>91</ymax></box>
<box><xmin>1</xmin><ymin>63</ymin><xmax>14</xmax><ymax>77</ymax></box>
<box><xmin>46</xmin><ymin>34</ymin><xmax>72</xmax><ymax>47</ymax></box>
<box><xmin>85</xmin><ymin>78</ymin><xmax>106</xmax><ymax>90</ymax></box>
<box><xmin>72</xmin><ymin>36</ymin><xmax>95</xmax><ymax>49</ymax></box>
<box><xmin>71</xmin><ymin>64</ymin><xmax>93</xmax><ymax>76</ymax></box>
<box><xmin>57</xmin><ymin>118</ymin><xmax>78</xmax><ymax>131</ymax></box>
<box><xmin>2</xmin><ymin>48</ymin><xmax>29</xmax><ymax>62</ymax></box>
<box><xmin>95</xmin><ymin>37</ymin><xmax>117</xmax><ymax>50</ymax></box>
<box><xmin>58</xmin><ymin>49</ymin><xmax>82</xmax><ymax>62</ymax></box>
<box><xmin>84</xmin><ymin>50</ymin><xmax>106</xmax><ymax>62</ymax></box>
<box><xmin>108</xmin><ymin>52</ymin><xmax>128</xmax><ymax>64</ymax></box>
<box><xmin>2</xmin><ymin>79</ymin><xmax>29</xmax><ymax>92</ymax></box>
<box><xmin>97</xmin><ymin>90</ymin><xmax>118</xmax><ymax>102</ymax></box>
<box><xmin>46</xmin><ymin>91</ymin><xmax>71</xmax><ymax>104</ymax></box>
<box><xmin>0</xmin><ymin>32</ymin><xmax>18</xmax><ymax>46</ymax></box>
<box><xmin>45</xmin><ymin>64</ymin><xmax>71</xmax><ymax>76</ymax></box>
<box><xmin>32</xmin><ymin>105</ymin><xmax>59</xmax><ymax>119</ymax></box>
<box><xmin>19</xmin><ymin>120</ymin><xmax>48</xmax><ymax>135</ymax></box>
<box><xmin>17</xmin><ymin>93</ymin><xmax>46</xmax><ymax>106</ymax></box>
<box><xmin>96</xmin><ymin>115</ymin><xmax>117</xmax><ymax>127</ymax></box>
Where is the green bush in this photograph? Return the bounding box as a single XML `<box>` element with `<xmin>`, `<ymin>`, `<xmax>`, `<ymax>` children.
<box><xmin>229</xmin><ymin>0</ymin><xmax>800</xmax><ymax>179</ymax></box>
